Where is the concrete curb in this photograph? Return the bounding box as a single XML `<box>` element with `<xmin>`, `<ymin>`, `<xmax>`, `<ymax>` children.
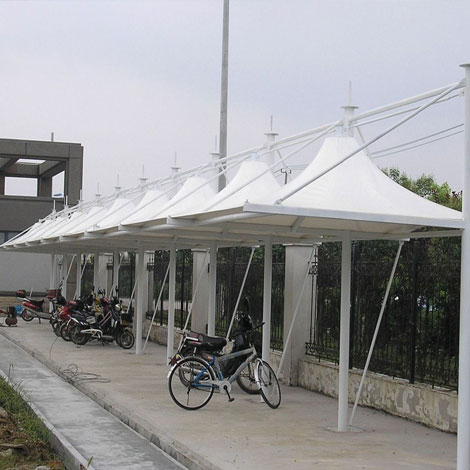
<box><xmin>0</xmin><ymin>368</ymin><xmax>96</xmax><ymax>470</ymax></box>
<box><xmin>1</xmin><ymin>331</ymin><xmax>221</xmax><ymax>470</ymax></box>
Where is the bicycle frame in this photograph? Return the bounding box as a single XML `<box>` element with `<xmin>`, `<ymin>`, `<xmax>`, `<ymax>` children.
<box><xmin>190</xmin><ymin>346</ymin><xmax>258</xmax><ymax>392</ymax></box>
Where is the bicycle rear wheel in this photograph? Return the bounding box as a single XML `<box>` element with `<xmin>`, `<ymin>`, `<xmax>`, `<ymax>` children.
<box><xmin>168</xmin><ymin>357</ymin><xmax>215</xmax><ymax>410</ymax></box>
<box><xmin>256</xmin><ymin>360</ymin><xmax>281</xmax><ymax>409</ymax></box>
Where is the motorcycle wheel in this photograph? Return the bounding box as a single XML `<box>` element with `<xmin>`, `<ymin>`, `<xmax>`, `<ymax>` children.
<box><xmin>119</xmin><ymin>329</ymin><xmax>135</xmax><ymax>349</ymax></box>
<box><xmin>70</xmin><ymin>325</ymin><xmax>89</xmax><ymax>346</ymax></box>
<box><xmin>21</xmin><ymin>309</ymin><xmax>34</xmax><ymax>322</ymax></box>
<box><xmin>60</xmin><ymin>322</ymin><xmax>72</xmax><ymax>342</ymax></box>
<box><xmin>52</xmin><ymin>321</ymin><xmax>61</xmax><ymax>337</ymax></box>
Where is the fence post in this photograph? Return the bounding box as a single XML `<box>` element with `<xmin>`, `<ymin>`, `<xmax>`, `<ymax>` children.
<box><xmin>409</xmin><ymin>240</ymin><xmax>419</xmax><ymax>384</ymax></box>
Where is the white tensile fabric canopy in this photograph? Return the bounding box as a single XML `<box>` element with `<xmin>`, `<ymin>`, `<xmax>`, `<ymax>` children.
<box><xmin>171</xmin><ymin>136</ymin><xmax>463</xmax><ymax>237</ymax></box>
<box><xmin>121</xmin><ymin>174</ymin><xmax>216</xmax><ymax>228</ymax></box>
<box><xmin>3</xmin><ymin>70</ymin><xmax>470</xmax><ymax>470</ymax></box>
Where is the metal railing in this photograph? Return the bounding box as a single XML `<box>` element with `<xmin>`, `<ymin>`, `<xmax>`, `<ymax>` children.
<box><xmin>306</xmin><ymin>238</ymin><xmax>460</xmax><ymax>390</ymax></box>
<box><xmin>215</xmin><ymin>247</ymin><xmax>285</xmax><ymax>351</ymax></box>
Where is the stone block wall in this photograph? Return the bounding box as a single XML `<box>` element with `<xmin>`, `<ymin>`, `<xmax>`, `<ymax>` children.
<box><xmin>298</xmin><ymin>356</ymin><xmax>457</xmax><ymax>433</ymax></box>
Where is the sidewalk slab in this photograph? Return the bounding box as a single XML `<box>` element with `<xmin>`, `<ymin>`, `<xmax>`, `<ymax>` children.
<box><xmin>0</xmin><ymin>323</ymin><xmax>457</xmax><ymax>470</ymax></box>
<box><xmin>0</xmin><ymin>334</ymin><xmax>185</xmax><ymax>470</ymax></box>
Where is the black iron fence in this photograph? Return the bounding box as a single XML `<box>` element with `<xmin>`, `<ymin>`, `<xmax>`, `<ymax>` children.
<box><xmin>152</xmin><ymin>249</ymin><xmax>193</xmax><ymax>329</ymax></box>
<box><xmin>119</xmin><ymin>253</ymin><xmax>135</xmax><ymax>298</ymax></box>
<box><xmin>150</xmin><ymin>247</ymin><xmax>285</xmax><ymax>350</ymax></box>
<box><xmin>306</xmin><ymin>238</ymin><xmax>460</xmax><ymax>390</ymax></box>
<box><xmin>215</xmin><ymin>247</ymin><xmax>285</xmax><ymax>351</ymax></box>
<box><xmin>80</xmin><ymin>254</ymin><xmax>136</xmax><ymax>299</ymax></box>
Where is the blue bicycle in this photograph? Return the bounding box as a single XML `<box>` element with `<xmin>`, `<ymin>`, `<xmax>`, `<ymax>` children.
<box><xmin>168</xmin><ymin>331</ymin><xmax>281</xmax><ymax>411</ymax></box>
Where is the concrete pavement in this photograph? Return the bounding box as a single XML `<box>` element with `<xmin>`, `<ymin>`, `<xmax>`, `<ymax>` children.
<box><xmin>0</xmin><ymin>333</ymin><xmax>186</xmax><ymax>470</ymax></box>
<box><xmin>0</xmin><ymin>322</ymin><xmax>457</xmax><ymax>470</ymax></box>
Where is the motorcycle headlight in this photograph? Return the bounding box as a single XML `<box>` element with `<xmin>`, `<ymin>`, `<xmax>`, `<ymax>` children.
<box><xmin>115</xmin><ymin>304</ymin><xmax>121</xmax><ymax>312</ymax></box>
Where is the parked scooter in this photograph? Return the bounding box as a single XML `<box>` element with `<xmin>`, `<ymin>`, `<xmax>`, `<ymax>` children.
<box><xmin>16</xmin><ymin>289</ymin><xmax>57</xmax><ymax>323</ymax></box>
<box><xmin>51</xmin><ymin>292</ymin><xmax>91</xmax><ymax>337</ymax></box>
<box><xmin>58</xmin><ymin>294</ymin><xmax>95</xmax><ymax>341</ymax></box>
<box><xmin>69</xmin><ymin>296</ymin><xmax>135</xmax><ymax>349</ymax></box>
<box><xmin>48</xmin><ymin>287</ymin><xmax>67</xmax><ymax>334</ymax></box>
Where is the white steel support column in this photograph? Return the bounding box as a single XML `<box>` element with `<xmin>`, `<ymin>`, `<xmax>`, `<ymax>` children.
<box><xmin>113</xmin><ymin>250</ymin><xmax>120</xmax><ymax>295</ymax></box>
<box><xmin>49</xmin><ymin>254</ymin><xmax>56</xmax><ymax>312</ymax></box>
<box><xmin>458</xmin><ymin>63</ymin><xmax>470</xmax><ymax>470</ymax></box>
<box><xmin>62</xmin><ymin>255</ymin><xmax>69</xmax><ymax>298</ymax></box>
<box><xmin>93</xmin><ymin>252</ymin><xmax>100</xmax><ymax>292</ymax></box>
<box><xmin>208</xmin><ymin>241</ymin><xmax>217</xmax><ymax>336</ymax></box>
<box><xmin>75</xmin><ymin>253</ymin><xmax>82</xmax><ymax>299</ymax></box>
<box><xmin>50</xmin><ymin>255</ymin><xmax>55</xmax><ymax>289</ymax></box>
<box><xmin>338</xmin><ymin>231</ymin><xmax>352</xmax><ymax>432</ymax></box>
<box><xmin>135</xmin><ymin>246</ymin><xmax>145</xmax><ymax>355</ymax></box>
<box><xmin>262</xmin><ymin>238</ymin><xmax>273</xmax><ymax>363</ymax></box>
<box><xmin>167</xmin><ymin>245</ymin><xmax>177</xmax><ymax>363</ymax></box>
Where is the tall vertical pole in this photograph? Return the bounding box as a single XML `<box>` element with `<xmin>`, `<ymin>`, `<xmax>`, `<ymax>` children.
<box><xmin>218</xmin><ymin>0</ymin><xmax>229</xmax><ymax>191</ymax></box>
<box><xmin>75</xmin><ymin>252</ymin><xmax>82</xmax><ymax>299</ymax></box>
<box><xmin>208</xmin><ymin>241</ymin><xmax>217</xmax><ymax>336</ymax></box>
<box><xmin>62</xmin><ymin>254</ymin><xmax>69</xmax><ymax>298</ymax></box>
<box><xmin>113</xmin><ymin>249</ymin><xmax>120</xmax><ymax>296</ymax></box>
<box><xmin>458</xmin><ymin>63</ymin><xmax>470</xmax><ymax>470</ymax></box>
<box><xmin>136</xmin><ymin>246</ymin><xmax>145</xmax><ymax>355</ymax></box>
<box><xmin>49</xmin><ymin>254</ymin><xmax>56</xmax><ymax>312</ymax></box>
<box><xmin>93</xmin><ymin>251</ymin><xmax>100</xmax><ymax>292</ymax></box>
<box><xmin>262</xmin><ymin>237</ymin><xmax>273</xmax><ymax>363</ymax></box>
<box><xmin>50</xmin><ymin>254</ymin><xmax>55</xmax><ymax>289</ymax></box>
<box><xmin>338</xmin><ymin>231</ymin><xmax>352</xmax><ymax>431</ymax></box>
<box><xmin>167</xmin><ymin>245</ymin><xmax>177</xmax><ymax>363</ymax></box>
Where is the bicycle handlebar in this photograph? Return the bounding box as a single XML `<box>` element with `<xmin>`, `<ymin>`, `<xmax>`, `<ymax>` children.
<box><xmin>249</xmin><ymin>321</ymin><xmax>265</xmax><ymax>332</ymax></box>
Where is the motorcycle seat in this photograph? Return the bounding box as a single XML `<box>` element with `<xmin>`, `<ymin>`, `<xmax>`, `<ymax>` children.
<box><xmin>25</xmin><ymin>299</ymin><xmax>44</xmax><ymax>309</ymax></box>
<box><xmin>195</xmin><ymin>333</ymin><xmax>227</xmax><ymax>352</ymax></box>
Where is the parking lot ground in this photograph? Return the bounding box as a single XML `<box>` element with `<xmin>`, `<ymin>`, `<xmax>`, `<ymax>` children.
<box><xmin>0</xmin><ymin>322</ymin><xmax>457</xmax><ymax>470</ymax></box>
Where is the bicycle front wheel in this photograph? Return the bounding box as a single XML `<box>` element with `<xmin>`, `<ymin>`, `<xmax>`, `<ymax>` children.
<box><xmin>168</xmin><ymin>357</ymin><xmax>216</xmax><ymax>411</ymax></box>
<box><xmin>257</xmin><ymin>360</ymin><xmax>281</xmax><ymax>409</ymax></box>
<box><xmin>236</xmin><ymin>362</ymin><xmax>260</xmax><ymax>395</ymax></box>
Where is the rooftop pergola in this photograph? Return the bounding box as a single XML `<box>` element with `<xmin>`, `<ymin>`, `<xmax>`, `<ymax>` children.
<box><xmin>3</xmin><ymin>65</ymin><xmax>470</xmax><ymax>470</ymax></box>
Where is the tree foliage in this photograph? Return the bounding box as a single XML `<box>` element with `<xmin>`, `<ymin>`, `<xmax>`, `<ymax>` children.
<box><xmin>383</xmin><ymin>167</ymin><xmax>462</xmax><ymax>211</ymax></box>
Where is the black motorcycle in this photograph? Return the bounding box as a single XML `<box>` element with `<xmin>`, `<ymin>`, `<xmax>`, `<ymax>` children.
<box><xmin>70</xmin><ymin>296</ymin><xmax>135</xmax><ymax>349</ymax></box>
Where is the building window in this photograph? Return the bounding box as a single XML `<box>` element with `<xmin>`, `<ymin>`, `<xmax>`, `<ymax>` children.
<box><xmin>1</xmin><ymin>231</ymin><xmax>20</xmax><ymax>243</ymax></box>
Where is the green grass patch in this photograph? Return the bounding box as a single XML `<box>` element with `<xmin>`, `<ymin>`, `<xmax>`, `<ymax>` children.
<box><xmin>0</xmin><ymin>375</ymin><xmax>63</xmax><ymax>470</ymax></box>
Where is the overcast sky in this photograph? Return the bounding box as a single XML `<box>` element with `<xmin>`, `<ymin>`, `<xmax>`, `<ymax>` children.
<box><xmin>1</xmin><ymin>0</ymin><xmax>469</xmax><ymax>200</ymax></box>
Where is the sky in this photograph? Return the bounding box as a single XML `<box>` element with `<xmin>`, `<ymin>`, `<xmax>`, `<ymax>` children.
<box><xmin>0</xmin><ymin>0</ymin><xmax>469</xmax><ymax>200</ymax></box>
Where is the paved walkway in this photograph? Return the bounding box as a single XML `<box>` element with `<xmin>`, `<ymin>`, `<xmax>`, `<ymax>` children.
<box><xmin>0</xmin><ymin>322</ymin><xmax>457</xmax><ymax>470</ymax></box>
<box><xmin>0</xmin><ymin>334</ymin><xmax>185</xmax><ymax>470</ymax></box>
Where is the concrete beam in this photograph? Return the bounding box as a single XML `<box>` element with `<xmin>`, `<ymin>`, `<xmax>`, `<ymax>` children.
<box><xmin>2</xmin><ymin>160</ymin><xmax>66</xmax><ymax>179</ymax></box>
<box><xmin>39</xmin><ymin>160</ymin><xmax>66</xmax><ymax>178</ymax></box>
<box><xmin>0</xmin><ymin>157</ymin><xmax>18</xmax><ymax>171</ymax></box>
<box><xmin>2</xmin><ymin>163</ymin><xmax>40</xmax><ymax>177</ymax></box>
<box><xmin>0</xmin><ymin>138</ymin><xmax>83</xmax><ymax>160</ymax></box>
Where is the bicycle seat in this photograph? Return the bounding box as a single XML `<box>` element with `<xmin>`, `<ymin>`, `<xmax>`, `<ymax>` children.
<box><xmin>197</xmin><ymin>333</ymin><xmax>227</xmax><ymax>352</ymax></box>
